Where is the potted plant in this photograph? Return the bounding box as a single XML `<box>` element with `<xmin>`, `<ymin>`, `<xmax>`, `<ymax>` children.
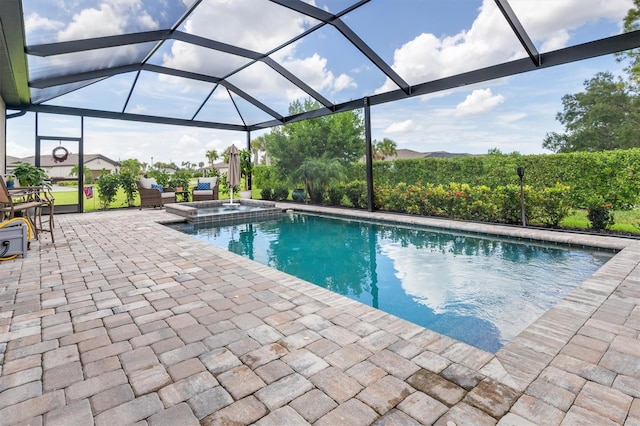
<box><xmin>168</xmin><ymin>170</ymin><xmax>191</xmax><ymax>192</ymax></box>
<box><xmin>5</xmin><ymin>175</ymin><xmax>15</xmax><ymax>188</ymax></box>
<box><xmin>292</xmin><ymin>188</ymin><xmax>306</xmax><ymax>201</ymax></box>
<box><xmin>13</xmin><ymin>162</ymin><xmax>50</xmax><ymax>187</ymax></box>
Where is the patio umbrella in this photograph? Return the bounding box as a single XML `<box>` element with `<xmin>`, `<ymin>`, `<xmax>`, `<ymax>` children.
<box><xmin>227</xmin><ymin>144</ymin><xmax>240</xmax><ymax>205</ymax></box>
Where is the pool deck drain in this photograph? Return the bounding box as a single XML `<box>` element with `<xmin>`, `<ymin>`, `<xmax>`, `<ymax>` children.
<box><xmin>1</xmin><ymin>204</ymin><xmax>638</xmax><ymax>425</ymax></box>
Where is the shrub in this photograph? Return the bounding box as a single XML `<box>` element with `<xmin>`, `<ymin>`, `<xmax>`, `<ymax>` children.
<box><xmin>168</xmin><ymin>170</ymin><xmax>191</xmax><ymax>190</ymax></box>
<box><xmin>260</xmin><ymin>187</ymin><xmax>274</xmax><ymax>200</ymax></box>
<box><xmin>309</xmin><ymin>186</ymin><xmax>325</xmax><ymax>204</ymax></box>
<box><xmin>493</xmin><ymin>184</ymin><xmax>526</xmax><ymax>224</ymax></box>
<box><xmin>587</xmin><ymin>198</ymin><xmax>615</xmax><ymax>231</ymax></box>
<box><xmin>95</xmin><ymin>171</ymin><xmax>120</xmax><ymax>209</ymax></box>
<box><xmin>538</xmin><ymin>183</ymin><xmax>572</xmax><ymax>226</ymax></box>
<box><xmin>373</xmin><ymin>183</ymin><xmax>393</xmax><ymax>211</ymax></box>
<box><xmin>272</xmin><ymin>186</ymin><xmax>290</xmax><ymax>201</ymax></box>
<box><xmin>344</xmin><ymin>180</ymin><xmax>368</xmax><ymax>208</ymax></box>
<box><xmin>146</xmin><ymin>169</ymin><xmax>170</xmax><ymax>187</ymax></box>
<box><xmin>327</xmin><ymin>184</ymin><xmax>345</xmax><ymax>206</ymax></box>
<box><xmin>118</xmin><ymin>171</ymin><xmax>137</xmax><ymax>207</ymax></box>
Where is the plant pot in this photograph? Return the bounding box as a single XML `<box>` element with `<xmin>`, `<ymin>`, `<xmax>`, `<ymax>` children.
<box><xmin>292</xmin><ymin>188</ymin><xmax>306</xmax><ymax>202</ymax></box>
<box><xmin>240</xmin><ymin>190</ymin><xmax>252</xmax><ymax>199</ymax></box>
<box><xmin>6</xmin><ymin>180</ymin><xmax>14</xmax><ymax>188</ymax></box>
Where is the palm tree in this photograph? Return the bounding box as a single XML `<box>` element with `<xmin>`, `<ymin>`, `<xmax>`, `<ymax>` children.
<box><xmin>70</xmin><ymin>163</ymin><xmax>94</xmax><ymax>184</ymax></box>
<box><xmin>206</xmin><ymin>150</ymin><xmax>219</xmax><ymax>170</ymax></box>
<box><xmin>221</xmin><ymin>146</ymin><xmax>231</xmax><ymax>164</ymax></box>
<box><xmin>373</xmin><ymin>138</ymin><xmax>398</xmax><ymax>160</ymax></box>
<box><xmin>251</xmin><ymin>136</ymin><xmax>267</xmax><ymax>165</ymax></box>
<box><xmin>293</xmin><ymin>156</ymin><xmax>346</xmax><ymax>197</ymax></box>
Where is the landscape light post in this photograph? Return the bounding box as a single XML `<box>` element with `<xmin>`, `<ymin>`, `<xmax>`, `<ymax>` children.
<box><xmin>517</xmin><ymin>166</ymin><xmax>526</xmax><ymax>227</ymax></box>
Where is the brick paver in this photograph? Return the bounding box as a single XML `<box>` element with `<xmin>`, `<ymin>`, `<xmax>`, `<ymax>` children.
<box><xmin>0</xmin><ymin>206</ymin><xmax>638</xmax><ymax>424</ymax></box>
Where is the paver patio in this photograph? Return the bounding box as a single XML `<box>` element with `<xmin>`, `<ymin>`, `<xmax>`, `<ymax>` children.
<box><xmin>1</xmin><ymin>204</ymin><xmax>639</xmax><ymax>425</ymax></box>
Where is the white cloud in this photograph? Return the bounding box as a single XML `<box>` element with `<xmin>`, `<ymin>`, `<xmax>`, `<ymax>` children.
<box><xmin>497</xmin><ymin>112</ymin><xmax>527</xmax><ymax>124</ymax></box>
<box><xmin>385</xmin><ymin>119</ymin><xmax>414</xmax><ymax>134</ymax></box>
<box><xmin>333</xmin><ymin>74</ymin><xmax>356</xmax><ymax>92</ymax></box>
<box><xmin>24</xmin><ymin>13</ymin><xmax>64</xmax><ymax>35</ymax></box>
<box><xmin>375</xmin><ymin>0</ymin><xmax>632</xmax><ymax>93</ymax></box>
<box><xmin>161</xmin><ymin>0</ymin><xmax>355</xmax><ymax>103</ymax></box>
<box><xmin>6</xmin><ymin>140</ymin><xmax>33</xmax><ymax>158</ymax></box>
<box><xmin>57</xmin><ymin>1</ymin><xmax>133</xmax><ymax>41</ymax></box>
<box><xmin>130</xmin><ymin>104</ymin><xmax>146</xmax><ymax>114</ymax></box>
<box><xmin>454</xmin><ymin>89</ymin><xmax>504</xmax><ymax>117</ymax></box>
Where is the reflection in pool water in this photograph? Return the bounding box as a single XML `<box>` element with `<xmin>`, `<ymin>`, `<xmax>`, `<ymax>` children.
<box><xmin>168</xmin><ymin>213</ymin><xmax>613</xmax><ymax>352</ymax></box>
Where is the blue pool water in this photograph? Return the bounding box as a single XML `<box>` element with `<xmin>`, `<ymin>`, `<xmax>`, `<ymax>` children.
<box><xmin>168</xmin><ymin>213</ymin><xmax>613</xmax><ymax>352</ymax></box>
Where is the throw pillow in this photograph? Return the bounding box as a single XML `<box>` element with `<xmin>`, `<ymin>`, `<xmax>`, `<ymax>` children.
<box><xmin>196</xmin><ymin>182</ymin><xmax>211</xmax><ymax>190</ymax></box>
<box><xmin>151</xmin><ymin>183</ymin><xmax>163</xmax><ymax>192</ymax></box>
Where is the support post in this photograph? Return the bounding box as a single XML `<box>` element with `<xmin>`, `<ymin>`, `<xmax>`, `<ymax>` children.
<box><xmin>35</xmin><ymin>113</ymin><xmax>40</xmax><ymax>168</ymax></box>
<box><xmin>79</xmin><ymin>116</ymin><xmax>84</xmax><ymax>213</ymax></box>
<box><xmin>364</xmin><ymin>97</ymin><xmax>374</xmax><ymax>212</ymax></box>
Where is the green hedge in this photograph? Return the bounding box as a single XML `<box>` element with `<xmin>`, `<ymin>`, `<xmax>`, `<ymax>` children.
<box><xmin>345</xmin><ymin>149</ymin><xmax>640</xmax><ymax>209</ymax></box>
<box><xmin>373</xmin><ymin>182</ymin><xmax>572</xmax><ymax>226</ymax></box>
<box><xmin>259</xmin><ymin>148</ymin><xmax>640</xmax><ymax>210</ymax></box>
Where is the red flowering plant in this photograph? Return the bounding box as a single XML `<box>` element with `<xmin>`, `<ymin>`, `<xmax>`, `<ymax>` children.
<box><xmin>586</xmin><ymin>196</ymin><xmax>615</xmax><ymax>231</ymax></box>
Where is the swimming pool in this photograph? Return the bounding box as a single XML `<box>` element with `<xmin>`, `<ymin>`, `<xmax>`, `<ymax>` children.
<box><xmin>168</xmin><ymin>213</ymin><xmax>613</xmax><ymax>352</ymax></box>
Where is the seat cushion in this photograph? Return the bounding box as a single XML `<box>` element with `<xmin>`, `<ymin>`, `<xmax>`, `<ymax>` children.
<box><xmin>139</xmin><ymin>177</ymin><xmax>157</xmax><ymax>189</ymax></box>
<box><xmin>160</xmin><ymin>192</ymin><xmax>175</xmax><ymax>199</ymax></box>
<box><xmin>193</xmin><ymin>190</ymin><xmax>213</xmax><ymax>196</ymax></box>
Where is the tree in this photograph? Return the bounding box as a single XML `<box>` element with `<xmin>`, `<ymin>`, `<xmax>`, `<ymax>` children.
<box><xmin>95</xmin><ymin>170</ymin><xmax>120</xmax><ymax>209</ymax></box>
<box><xmin>617</xmin><ymin>0</ymin><xmax>640</xmax><ymax>84</ymax></box>
<box><xmin>264</xmin><ymin>99</ymin><xmax>365</xmax><ymax>180</ymax></box>
<box><xmin>542</xmin><ymin>72</ymin><xmax>640</xmax><ymax>153</ymax></box>
<box><xmin>293</xmin><ymin>155</ymin><xmax>346</xmax><ymax>198</ymax></box>
<box><xmin>373</xmin><ymin>138</ymin><xmax>398</xmax><ymax>160</ymax></box>
<box><xmin>251</xmin><ymin>136</ymin><xmax>267</xmax><ymax>165</ymax></box>
<box><xmin>239</xmin><ymin>149</ymin><xmax>253</xmax><ymax>190</ymax></box>
<box><xmin>119</xmin><ymin>158</ymin><xmax>144</xmax><ymax>176</ymax></box>
<box><xmin>205</xmin><ymin>149</ymin><xmax>219</xmax><ymax>170</ymax></box>
<box><xmin>70</xmin><ymin>163</ymin><xmax>94</xmax><ymax>184</ymax></box>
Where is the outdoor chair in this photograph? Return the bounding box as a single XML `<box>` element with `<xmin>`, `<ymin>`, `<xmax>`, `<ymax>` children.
<box><xmin>0</xmin><ymin>176</ymin><xmax>44</xmax><ymax>240</ymax></box>
<box><xmin>192</xmin><ymin>176</ymin><xmax>219</xmax><ymax>201</ymax></box>
<box><xmin>136</xmin><ymin>177</ymin><xmax>176</xmax><ymax>209</ymax></box>
<box><xmin>35</xmin><ymin>186</ymin><xmax>55</xmax><ymax>243</ymax></box>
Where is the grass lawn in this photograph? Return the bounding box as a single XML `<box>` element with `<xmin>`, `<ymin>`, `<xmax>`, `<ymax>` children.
<box><xmin>560</xmin><ymin>209</ymin><xmax>640</xmax><ymax>234</ymax></box>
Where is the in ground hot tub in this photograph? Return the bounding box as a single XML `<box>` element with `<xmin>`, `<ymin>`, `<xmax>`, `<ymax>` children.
<box><xmin>165</xmin><ymin>199</ymin><xmax>283</xmax><ymax>224</ymax></box>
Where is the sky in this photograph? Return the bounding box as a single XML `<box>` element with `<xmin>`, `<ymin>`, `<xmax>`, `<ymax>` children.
<box><xmin>5</xmin><ymin>0</ymin><xmax>634</xmax><ymax>166</ymax></box>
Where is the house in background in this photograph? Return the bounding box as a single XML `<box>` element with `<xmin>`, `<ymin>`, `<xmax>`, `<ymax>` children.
<box><xmin>359</xmin><ymin>149</ymin><xmax>473</xmax><ymax>162</ymax></box>
<box><xmin>7</xmin><ymin>153</ymin><xmax>120</xmax><ymax>181</ymax></box>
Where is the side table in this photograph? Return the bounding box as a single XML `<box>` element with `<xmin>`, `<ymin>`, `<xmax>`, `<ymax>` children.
<box><xmin>175</xmin><ymin>190</ymin><xmax>190</xmax><ymax>202</ymax></box>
